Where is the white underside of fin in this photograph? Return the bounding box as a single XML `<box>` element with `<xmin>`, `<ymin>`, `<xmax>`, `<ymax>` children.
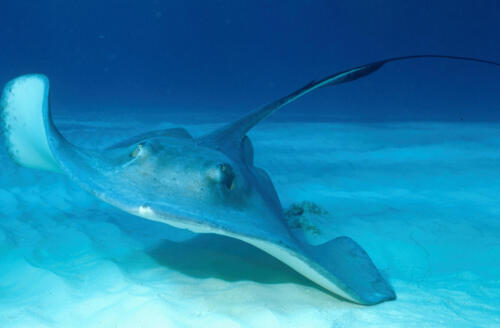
<box><xmin>1</xmin><ymin>75</ymin><xmax>62</xmax><ymax>173</ymax></box>
<box><xmin>133</xmin><ymin>205</ymin><xmax>356</xmax><ymax>303</ymax></box>
<box><xmin>237</xmin><ymin>235</ymin><xmax>355</xmax><ymax>302</ymax></box>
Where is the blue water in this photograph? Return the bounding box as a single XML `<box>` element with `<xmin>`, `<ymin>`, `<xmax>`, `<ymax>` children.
<box><xmin>1</xmin><ymin>1</ymin><xmax>499</xmax><ymax>120</ymax></box>
<box><xmin>1</xmin><ymin>1</ymin><xmax>500</xmax><ymax>327</ymax></box>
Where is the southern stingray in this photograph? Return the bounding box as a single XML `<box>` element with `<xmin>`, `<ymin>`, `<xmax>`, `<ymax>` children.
<box><xmin>1</xmin><ymin>55</ymin><xmax>499</xmax><ymax>305</ymax></box>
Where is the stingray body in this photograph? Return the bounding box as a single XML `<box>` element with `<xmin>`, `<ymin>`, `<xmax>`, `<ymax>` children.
<box><xmin>2</xmin><ymin>55</ymin><xmax>499</xmax><ymax>305</ymax></box>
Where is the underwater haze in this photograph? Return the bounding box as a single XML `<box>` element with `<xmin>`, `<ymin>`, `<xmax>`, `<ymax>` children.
<box><xmin>1</xmin><ymin>1</ymin><xmax>500</xmax><ymax>328</ymax></box>
<box><xmin>2</xmin><ymin>0</ymin><xmax>500</xmax><ymax>121</ymax></box>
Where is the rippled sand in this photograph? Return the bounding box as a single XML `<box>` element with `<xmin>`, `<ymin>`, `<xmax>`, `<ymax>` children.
<box><xmin>1</xmin><ymin>118</ymin><xmax>499</xmax><ymax>327</ymax></box>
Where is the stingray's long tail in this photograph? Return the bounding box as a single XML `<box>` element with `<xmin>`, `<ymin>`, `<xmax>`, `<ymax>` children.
<box><xmin>202</xmin><ymin>55</ymin><xmax>500</xmax><ymax>148</ymax></box>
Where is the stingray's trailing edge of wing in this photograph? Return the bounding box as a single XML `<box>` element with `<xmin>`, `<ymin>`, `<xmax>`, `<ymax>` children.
<box><xmin>305</xmin><ymin>236</ymin><xmax>395</xmax><ymax>304</ymax></box>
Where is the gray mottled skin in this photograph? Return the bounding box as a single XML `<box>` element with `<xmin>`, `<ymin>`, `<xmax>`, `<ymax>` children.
<box><xmin>11</xmin><ymin>55</ymin><xmax>500</xmax><ymax>305</ymax></box>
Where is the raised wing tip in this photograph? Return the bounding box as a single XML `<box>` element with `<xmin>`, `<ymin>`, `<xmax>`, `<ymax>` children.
<box><xmin>1</xmin><ymin>74</ymin><xmax>62</xmax><ymax>173</ymax></box>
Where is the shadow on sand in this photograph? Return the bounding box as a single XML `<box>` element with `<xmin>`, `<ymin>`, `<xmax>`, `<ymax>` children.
<box><xmin>146</xmin><ymin>233</ymin><xmax>317</xmax><ymax>287</ymax></box>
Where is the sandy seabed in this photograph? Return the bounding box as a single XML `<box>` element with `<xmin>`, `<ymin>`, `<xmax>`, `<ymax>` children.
<box><xmin>1</xmin><ymin>117</ymin><xmax>499</xmax><ymax>327</ymax></box>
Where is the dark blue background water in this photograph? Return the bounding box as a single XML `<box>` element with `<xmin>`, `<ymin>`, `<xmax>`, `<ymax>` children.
<box><xmin>1</xmin><ymin>1</ymin><xmax>499</xmax><ymax>121</ymax></box>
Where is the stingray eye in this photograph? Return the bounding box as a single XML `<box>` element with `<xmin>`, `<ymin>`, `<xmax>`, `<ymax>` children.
<box><xmin>218</xmin><ymin>163</ymin><xmax>235</xmax><ymax>189</ymax></box>
<box><xmin>130</xmin><ymin>143</ymin><xmax>144</xmax><ymax>158</ymax></box>
<box><xmin>206</xmin><ymin>162</ymin><xmax>236</xmax><ymax>189</ymax></box>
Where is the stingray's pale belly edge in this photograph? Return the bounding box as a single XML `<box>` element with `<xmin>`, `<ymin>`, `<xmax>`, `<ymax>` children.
<box><xmin>131</xmin><ymin>204</ymin><xmax>356</xmax><ymax>302</ymax></box>
<box><xmin>123</xmin><ymin>204</ymin><xmax>395</xmax><ymax>305</ymax></box>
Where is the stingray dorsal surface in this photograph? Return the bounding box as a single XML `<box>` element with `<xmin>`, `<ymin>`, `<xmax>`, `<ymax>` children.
<box><xmin>0</xmin><ymin>74</ymin><xmax>395</xmax><ymax>305</ymax></box>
